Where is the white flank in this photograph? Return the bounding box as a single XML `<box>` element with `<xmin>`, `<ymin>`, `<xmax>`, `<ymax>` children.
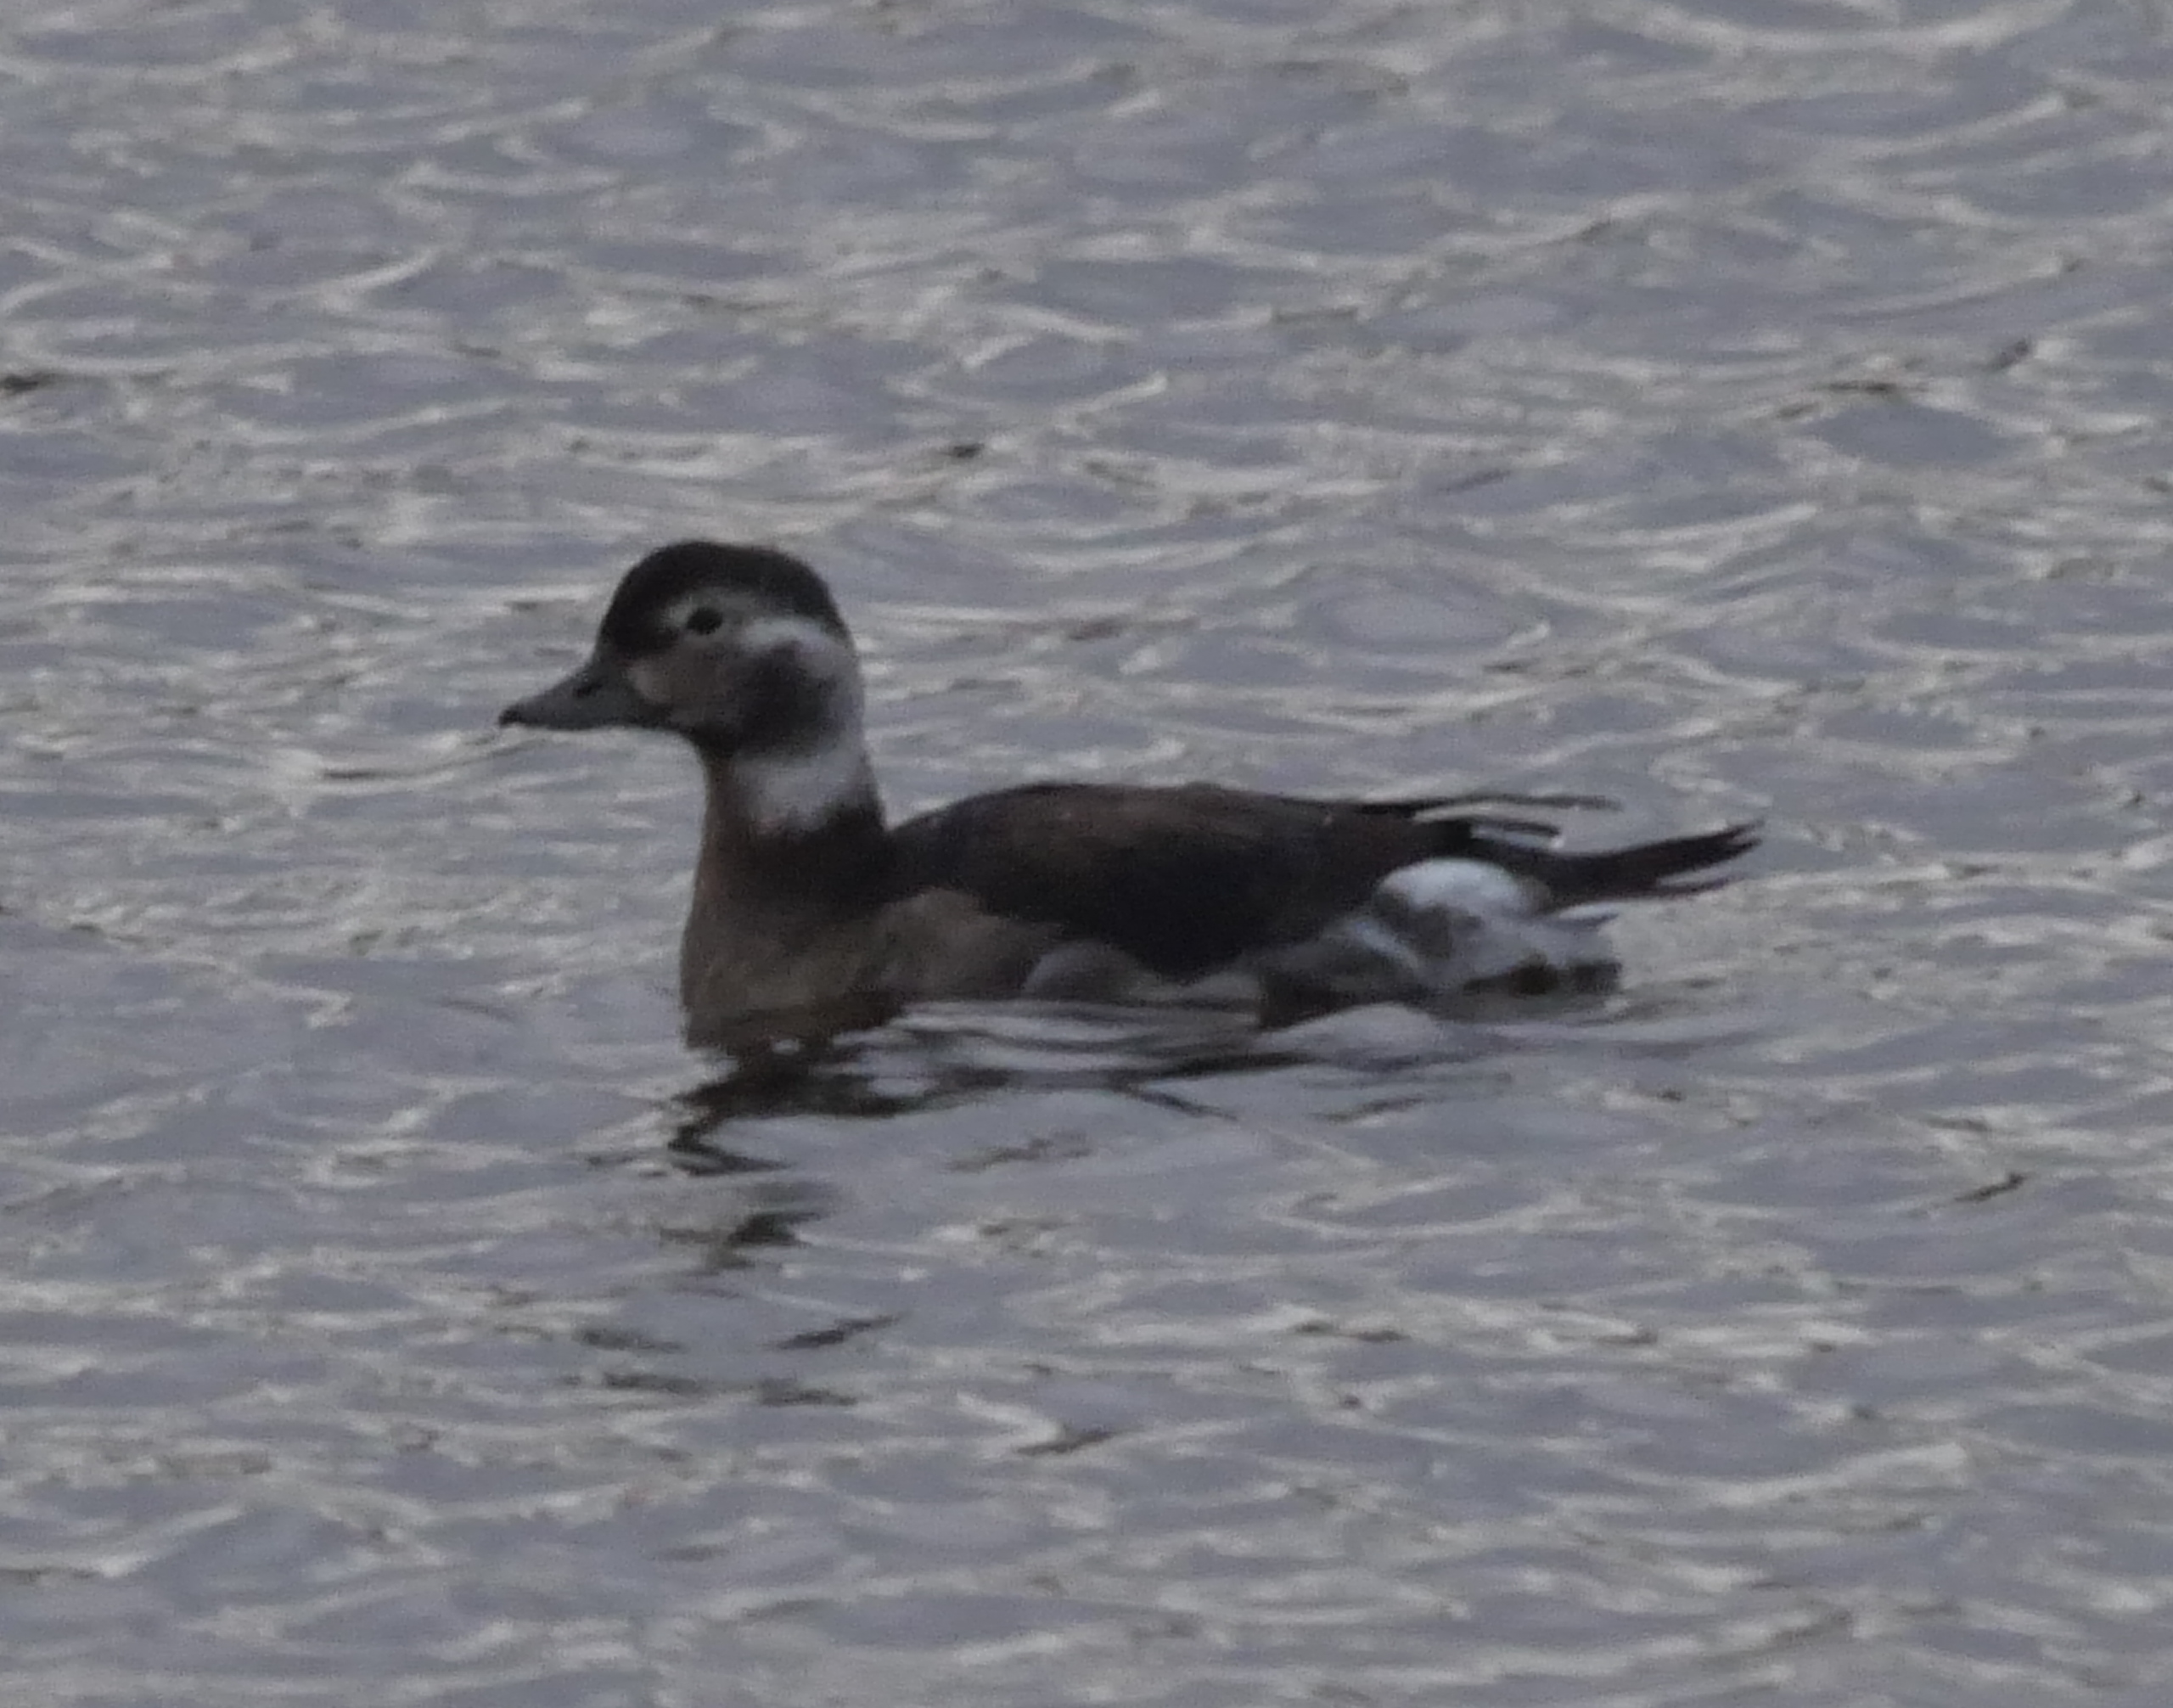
<box><xmin>1262</xmin><ymin>857</ymin><xmax>1618</xmax><ymax>1003</ymax></box>
<box><xmin>1376</xmin><ymin>857</ymin><xmax>1534</xmax><ymax>919</ymax></box>
<box><xmin>738</xmin><ymin>736</ymin><xmax>878</xmax><ymax>835</ymax></box>
<box><xmin>1374</xmin><ymin>857</ymin><xmax>1614</xmax><ymax>991</ymax></box>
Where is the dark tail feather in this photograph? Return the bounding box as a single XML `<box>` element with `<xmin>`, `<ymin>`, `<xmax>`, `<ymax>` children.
<box><xmin>1463</xmin><ymin>821</ymin><xmax>1760</xmax><ymax>907</ymax></box>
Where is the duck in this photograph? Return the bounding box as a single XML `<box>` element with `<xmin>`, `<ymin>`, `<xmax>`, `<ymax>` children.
<box><xmin>500</xmin><ymin>540</ymin><xmax>1757</xmax><ymax>1047</ymax></box>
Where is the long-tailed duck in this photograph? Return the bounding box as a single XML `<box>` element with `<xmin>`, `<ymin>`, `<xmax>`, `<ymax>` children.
<box><xmin>501</xmin><ymin>541</ymin><xmax>1756</xmax><ymax>1046</ymax></box>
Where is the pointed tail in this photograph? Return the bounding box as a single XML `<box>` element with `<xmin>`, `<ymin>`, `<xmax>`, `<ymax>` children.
<box><xmin>1464</xmin><ymin>821</ymin><xmax>1760</xmax><ymax>908</ymax></box>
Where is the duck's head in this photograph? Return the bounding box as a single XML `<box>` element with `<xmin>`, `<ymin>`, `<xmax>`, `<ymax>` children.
<box><xmin>501</xmin><ymin>540</ymin><xmax>876</xmax><ymax>833</ymax></box>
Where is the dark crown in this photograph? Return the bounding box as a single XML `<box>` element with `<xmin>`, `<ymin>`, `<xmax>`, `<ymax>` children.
<box><xmin>598</xmin><ymin>541</ymin><xmax>849</xmax><ymax>653</ymax></box>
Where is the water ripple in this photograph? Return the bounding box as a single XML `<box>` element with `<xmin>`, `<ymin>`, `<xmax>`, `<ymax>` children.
<box><xmin>4</xmin><ymin>0</ymin><xmax>2173</xmax><ymax>1702</ymax></box>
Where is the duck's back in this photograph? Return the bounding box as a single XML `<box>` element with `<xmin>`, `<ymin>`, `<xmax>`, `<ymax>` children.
<box><xmin>890</xmin><ymin>781</ymin><xmax>1756</xmax><ymax>1010</ymax></box>
<box><xmin>890</xmin><ymin>782</ymin><xmax>1451</xmax><ymax>981</ymax></box>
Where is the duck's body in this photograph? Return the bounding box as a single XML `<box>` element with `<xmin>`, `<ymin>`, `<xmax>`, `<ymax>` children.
<box><xmin>502</xmin><ymin>542</ymin><xmax>1756</xmax><ymax>1046</ymax></box>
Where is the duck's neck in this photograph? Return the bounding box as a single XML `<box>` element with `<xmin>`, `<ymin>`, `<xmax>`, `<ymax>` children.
<box><xmin>691</xmin><ymin>740</ymin><xmax>891</xmax><ymax>902</ymax></box>
<box><xmin>679</xmin><ymin>739</ymin><xmax>896</xmax><ymax>1030</ymax></box>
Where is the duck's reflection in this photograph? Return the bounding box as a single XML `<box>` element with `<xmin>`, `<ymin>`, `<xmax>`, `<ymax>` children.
<box><xmin>664</xmin><ymin>997</ymin><xmax>1297</xmax><ymax>1174</ymax></box>
<box><xmin>607</xmin><ymin>998</ymin><xmax>1534</xmax><ymax>1407</ymax></box>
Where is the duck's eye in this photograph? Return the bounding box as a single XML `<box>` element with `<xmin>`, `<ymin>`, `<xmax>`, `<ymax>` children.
<box><xmin>684</xmin><ymin>606</ymin><xmax>722</xmax><ymax>636</ymax></box>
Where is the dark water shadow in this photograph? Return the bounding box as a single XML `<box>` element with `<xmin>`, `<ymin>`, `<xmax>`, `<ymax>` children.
<box><xmin>664</xmin><ymin>1000</ymin><xmax>1302</xmax><ymax>1171</ymax></box>
<box><xmin>654</xmin><ymin>992</ymin><xmax>1565</xmax><ymax>1170</ymax></box>
<box><xmin>647</xmin><ymin>983</ymin><xmax>1755</xmax><ymax>1290</ymax></box>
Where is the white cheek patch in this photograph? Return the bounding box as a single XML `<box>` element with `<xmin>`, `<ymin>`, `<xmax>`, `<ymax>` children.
<box><xmin>625</xmin><ymin>655</ymin><xmax>673</xmax><ymax>709</ymax></box>
<box><xmin>646</xmin><ymin>600</ymin><xmax>875</xmax><ymax>833</ymax></box>
<box><xmin>728</xmin><ymin>615</ymin><xmax>873</xmax><ymax>833</ymax></box>
<box><xmin>738</xmin><ymin>615</ymin><xmax>858</xmax><ymax>694</ymax></box>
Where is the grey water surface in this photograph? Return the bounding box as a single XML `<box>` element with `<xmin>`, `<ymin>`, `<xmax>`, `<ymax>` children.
<box><xmin>7</xmin><ymin>0</ymin><xmax>2173</xmax><ymax>1703</ymax></box>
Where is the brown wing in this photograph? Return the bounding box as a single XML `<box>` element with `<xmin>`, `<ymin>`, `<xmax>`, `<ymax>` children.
<box><xmin>886</xmin><ymin>783</ymin><xmax>1465</xmax><ymax>980</ymax></box>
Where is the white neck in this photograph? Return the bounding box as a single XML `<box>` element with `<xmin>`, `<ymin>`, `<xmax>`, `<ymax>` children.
<box><xmin>736</xmin><ymin>735</ymin><xmax>880</xmax><ymax>835</ymax></box>
<box><xmin>716</xmin><ymin>612</ymin><xmax>879</xmax><ymax>835</ymax></box>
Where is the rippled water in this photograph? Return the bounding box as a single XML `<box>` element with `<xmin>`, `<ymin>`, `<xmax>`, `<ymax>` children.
<box><xmin>8</xmin><ymin>0</ymin><xmax>2173</xmax><ymax>1702</ymax></box>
